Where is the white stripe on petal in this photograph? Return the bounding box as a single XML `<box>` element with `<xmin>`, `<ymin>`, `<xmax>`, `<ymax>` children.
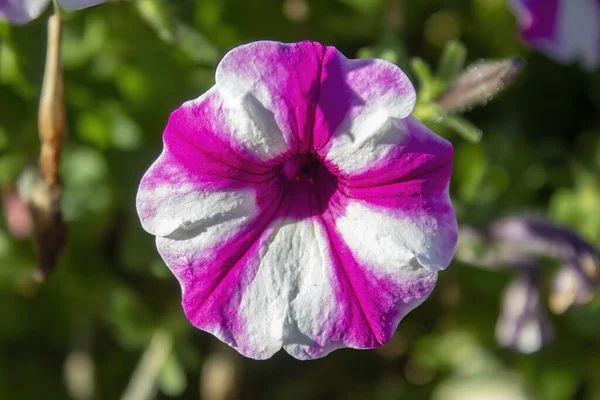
<box><xmin>136</xmin><ymin>151</ymin><xmax>258</xmax><ymax>240</ymax></box>
<box><xmin>218</xmin><ymin>91</ymin><xmax>291</xmax><ymax>161</ymax></box>
<box><xmin>335</xmin><ymin>200</ymin><xmax>456</xmax><ymax>274</ymax></box>
<box><xmin>238</xmin><ymin>218</ymin><xmax>338</xmax><ymax>360</ymax></box>
<box><xmin>214</xmin><ymin>42</ymin><xmax>302</xmax><ymax>160</ymax></box>
<box><xmin>326</xmin><ymin>116</ymin><xmax>410</xmax><ymax>175</ymax></box>
<box><xmin>322</xmin><ymin>57</ymin><xmax>416</xmax><ymax>174</ymax></box>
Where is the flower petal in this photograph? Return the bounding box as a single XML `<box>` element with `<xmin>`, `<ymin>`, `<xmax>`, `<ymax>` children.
<box><xmin>136</xmin><ymin>150</ymin><xmax>260</xmax><ymax>239</ymax></box>
<box><xmin>156</xmin><ymin>191</ymin><xmax>439</xmax><ymax>360</ymax></box>
<box><xmin>314</xmin><ymin>49</ymin><xmax>416</xmax><ymax>173</ymax></box>
<box><xmin>138</xmin><ymin>84</ymin><xmax>294</xmax><ymax>357</ymax></box>
<box><xmin>554</xmin><ymin>0</ymin><xmax>600</xmax><ymax>69</ymax></box>
<box><xmin>184</xmin><ymin>213</ymin><xmax>437</xmax><ymax>360</ymax></box>
<box><xmin>508</xmin><ymin>0</ymin><xmax>560</xmax><ymax>45</ymax></box>
<box><xmin>137</xmin><ymin>88</ymin><xmax>283</xmax><ymax>239</ymax></box>
<box><xmin>0</xmin><ymin>0</ymin><xmax>49</xmax><ymax>24</ymax></box>
<box><xmin>236</xmin><ymin>217</ymin><xmax>340</xmax><ymax>359</ymax></box>
<box><xmin>165</xmin><ymin>88</ymin><xmax>277</xmax><ymax>177</ymax></box>
<box><xmin>155</xmin><ymin>195</ymin><xmax>283</xmax><ymax>354</ymax></box>
<box><xmin>233</xmin><ymin>187</ymin><xmax>444</xmax><ymax>359</ymax></box>
<box><xmin>334</xmin><ymin>199</ymin><xmax>455</xmax><ymax>274</ymax></box>
<box><xmin>332</xmin><ymin>117</ymin><xmax>456</xmax><ymax>272</ymax></box>
<box><xmin>215</xmin><ymin>41</ymin><xmax>327</xmax><ymax>159</ymax></box>
<box><xmin>509</xmin><ymin>0</ymin><xmax>600</xmax><ymax>69</ymax></box>
<box><xmin>320</xmin><ymin>207</ymin><xmax>439</xmax><ymax>352</ymax></box>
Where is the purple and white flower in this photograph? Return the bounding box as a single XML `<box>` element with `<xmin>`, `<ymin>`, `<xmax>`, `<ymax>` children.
<box><xmin>0</xmin><ymin>0</ymin><xmax>116</xmax><ymax>24</ymax></box>
<box><xmin>508</xmin><ymin>0</ymin><xmax>600</xmax><ymax>69</ymax></box>
<box><xmin>136</xmin><ymin>41</ymin><xmax>458</xmax><ymax>360</ymax></box>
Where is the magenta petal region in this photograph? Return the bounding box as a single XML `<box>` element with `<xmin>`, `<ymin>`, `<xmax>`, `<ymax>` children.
<box><xmin>136</xmin><ymin>40</ymin><xmax>458</xmax><ymax>360</ymax></box>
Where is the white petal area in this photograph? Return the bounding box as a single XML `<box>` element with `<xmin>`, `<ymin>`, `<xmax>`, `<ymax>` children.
<box><xmin>136</xmin><ymin>151</ymin><xmax>258</xmax><ymax>240</ymax></box>
<box><xmin>322</xmin><ymin>56</ymin><xmax>416</xmax><ymax>174</ymax></box>
<box><xmin>335</xmin><ymin>200</ymin><xmax>456</xmax><ymax>274</ymax></box>
<box><xmin>218</xmin><ymin>92</ymin><xmax>289</xmax><ymax>161</ymax></box>
<box><xmin>0</xmin><ymin>0</ymin><xmax>49</xmax><ymax>24</ymax></box>
<box><xmin>214</xmin><ymin>43</ymin><xmax>296</xmax><ymax>161</ymax></box>
<box><xmin>237</xmin><ymin>218</ymin><xmax>339</xmax><ymax>360</ymax></box>
<box><xmin>556</xmin><ymin>0</ymin><xmax>600</xmax><ymax>70</ymax></box>
<box><xmin>57</xmin><ymin>0</ymin><xmax>109</xmax><ymax>10</ymax></box>
<box><xmin>326</xmin><ymin>116</ymin><xmax>410</xmax><ymax>175</ymax></box>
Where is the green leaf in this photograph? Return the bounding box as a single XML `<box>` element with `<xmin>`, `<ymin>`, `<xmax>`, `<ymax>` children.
<box><xmin>436</xmin><ymin>40</ymin><xmax>467</xmax><ymax>87</ymax></box>
<box><xmin>411</xmin><ymin>58</ymin><xmax>435</xmax><ymax>102</ymax></box>
<box><xmin>442</xmin><ymin>114</ymin><xmax>483</xmax><ymax>143</ymax></box>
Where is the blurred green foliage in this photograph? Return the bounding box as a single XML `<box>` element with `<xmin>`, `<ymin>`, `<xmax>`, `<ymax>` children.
<box><xmin>1</xmin><ymin>0</ymin><xmax>600</xmax><ymax>399</ymax></box>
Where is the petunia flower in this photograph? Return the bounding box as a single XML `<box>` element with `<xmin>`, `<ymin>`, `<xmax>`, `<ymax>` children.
<box><xmin>136</xmin><ymin>41</ymin><xmax>457</xmax><ymax>360</ymax></box>
<box><xmin>0</xmin><ymin>0</ymin><xmax>117</xmax><ymax>24</ymax></box>
<box><xmin>507</xmin><ymin>0</ymin><xmax>600</xmax><ymax>69</ymax></box>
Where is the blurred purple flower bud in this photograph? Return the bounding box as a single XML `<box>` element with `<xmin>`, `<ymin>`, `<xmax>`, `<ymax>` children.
<box><xmin>490</xmin><ymin>217</ymin><xmax>598</xmax><ymax>263</ymax></box>
<box><xmin>460</xmin><ymin>217</ymin><xmax>597</xmax><ymax>351</ymax></box>
<box><xmin>496</xmin><ymin>272</ymin><xmax>554</xmax><ymax>354</ymax></box>
<box><xmin>459</xmin><ymin>216</ymin><xmax>598</xmax><ymax>284</ymax></box>
<box><xmin>491</xmin><ymin>217</ymin><xmax>599</xmax><ymax>313</ymax></box>
<box><xmin>459</xmin><ymin>216</ymin><xmax>599</xmax><ymax>314</ymax></box>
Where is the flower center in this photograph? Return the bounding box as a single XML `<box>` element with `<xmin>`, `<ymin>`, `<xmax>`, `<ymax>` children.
<box><xmin>279</xmin><ymin>153</ymin><xmax>338</xmax><ymax>217</ymax></box>
<box><xmin>300</xmin><ymin>163</ymin><xmax>312</xmax><ymax>176</ymax></box>
<box><xmin>281</xmin><ymin>154</ymin><xmax>321</xmax><ymax>184</ymax></box>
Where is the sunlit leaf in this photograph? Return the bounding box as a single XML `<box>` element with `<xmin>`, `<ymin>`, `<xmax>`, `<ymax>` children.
<box><xmin>436</xmin><ymin>40</ymin><xmax>467</xmax><ymax>87</ymax></box>
<box><xmin>441</xmin><ymin>114</ymin><xmax>482</xmax><ymax>142</ymax></box>
<box><xmin>411</xmin><ymin>58</ymin><xmax>434</xmax><ymax>102</ymax></box>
